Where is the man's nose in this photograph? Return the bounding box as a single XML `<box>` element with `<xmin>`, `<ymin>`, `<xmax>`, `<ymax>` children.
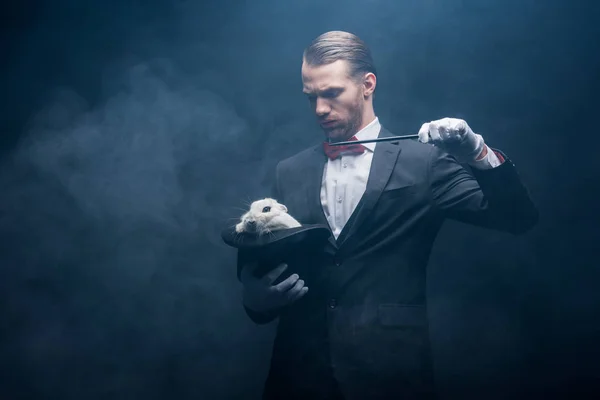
<box><xmin>315</xmin><ymin>98</ymin><xmax>330</xmax><ymax>116</ymax></box>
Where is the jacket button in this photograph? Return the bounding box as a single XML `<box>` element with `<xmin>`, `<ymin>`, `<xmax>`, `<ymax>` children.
<box><xmin>328</xmin><ymin>299</ymin><xmax>337</xmax><ymax>309</ymax></box>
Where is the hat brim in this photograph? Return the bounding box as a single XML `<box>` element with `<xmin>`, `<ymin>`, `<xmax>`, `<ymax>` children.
<box><xmin>221</xmin><ymin>224</ymin><xmax>332</xmax><ymax>251</ymax></box>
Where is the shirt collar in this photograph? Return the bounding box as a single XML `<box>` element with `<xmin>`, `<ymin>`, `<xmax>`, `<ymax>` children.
<box><xmin>354</xmin><ymin>117</ymin><xmax>380</xmax><ymax>152</ymax></box>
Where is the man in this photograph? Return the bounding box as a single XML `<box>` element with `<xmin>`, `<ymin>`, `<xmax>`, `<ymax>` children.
<box><xmin>238</xmin><ymin>31</ymin><xmax>538</xmax><ymax>399</ymax></box>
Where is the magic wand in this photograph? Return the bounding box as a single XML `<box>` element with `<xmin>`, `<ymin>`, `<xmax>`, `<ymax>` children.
<box><xmin>328</xmin><ymin>134</ymin><xmax>420</xmax><ymax>146</ymax></box>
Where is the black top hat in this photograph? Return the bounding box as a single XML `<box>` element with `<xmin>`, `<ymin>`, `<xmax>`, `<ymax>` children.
<box><xmin>221</xmin><ymin>224</ymin><xmax>332</xmax><ymax>283</ymax></box>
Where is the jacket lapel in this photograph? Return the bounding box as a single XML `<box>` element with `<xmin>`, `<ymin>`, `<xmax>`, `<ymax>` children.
<box><xmin>335</xmin><ymin>127</ymin><xmax>402</xmax><ymax>252</ymax></box>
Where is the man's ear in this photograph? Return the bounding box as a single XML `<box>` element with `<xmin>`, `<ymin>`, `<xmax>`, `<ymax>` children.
<box><xmin>363</xmin><ymin>72</ymin><xmax>376</xmax><ymax>98</ymax></box>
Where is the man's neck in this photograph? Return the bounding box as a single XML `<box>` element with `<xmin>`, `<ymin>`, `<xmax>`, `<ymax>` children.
<box><xmin>355</xmin><ymin>114</ymin><xmax>377</xmax><ymax>133</ymax></box>
<box><xmin>342</xmin><ymin>113</ymin><xmax>377</xmax><ymax>141</ymax></box>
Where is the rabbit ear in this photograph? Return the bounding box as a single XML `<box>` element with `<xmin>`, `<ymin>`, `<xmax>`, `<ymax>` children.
<box><xmin>279</xmin><ymin>204</ymin><xmax>288</xmax><ymax>213</ymax></box>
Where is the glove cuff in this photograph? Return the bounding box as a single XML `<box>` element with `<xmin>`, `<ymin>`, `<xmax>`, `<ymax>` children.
<box><xmin>470</xmin><ymin>133</ymin><xmax>485</xmax><ymax>160</ymax></box>
<box><xmin>456</xmin><ymin>132</ymin><xmax>485</xmax><ymax>163</ymax></box>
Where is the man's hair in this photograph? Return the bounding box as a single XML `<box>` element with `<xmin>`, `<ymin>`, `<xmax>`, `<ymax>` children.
<box><xmin>303</xmin><ymin>31</ymin><xmax>377</xmax><ymax>81</ymax></box>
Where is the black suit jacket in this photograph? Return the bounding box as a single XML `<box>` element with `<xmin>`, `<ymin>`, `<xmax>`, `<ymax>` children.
<box><xmin>240</xmin><ymin>127</ymin><xmax>538</xmax><ymax>400</ymax></box>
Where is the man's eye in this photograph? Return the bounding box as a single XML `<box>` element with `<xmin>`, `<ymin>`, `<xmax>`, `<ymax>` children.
<box><xmin>262</xmin><ymin>206</ymin><xmax>271</xmax><ymax>213</ymax></box>
<box><xmin>323</xmin><ymin>90</ymin><xmax>340</xmax><ymax>98</ymax></box>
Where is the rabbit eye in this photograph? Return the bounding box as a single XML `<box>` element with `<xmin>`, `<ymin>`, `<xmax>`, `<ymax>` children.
<box><xmin>262</xmin><ymin>206</ymin><xmax>271</xmax><ymax>213</ymax></box>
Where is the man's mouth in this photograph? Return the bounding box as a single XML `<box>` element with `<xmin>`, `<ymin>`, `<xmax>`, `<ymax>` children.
<box><xmin>320</xmin><ymin>120</ymin><xmax>338</xmax><ymax>128</ymax></box>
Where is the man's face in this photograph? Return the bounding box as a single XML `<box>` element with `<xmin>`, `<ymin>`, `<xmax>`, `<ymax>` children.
<box><xmin>302</xmin><ymin>59</ymin><xmax>365</xmax><ymax>142</ymax></box>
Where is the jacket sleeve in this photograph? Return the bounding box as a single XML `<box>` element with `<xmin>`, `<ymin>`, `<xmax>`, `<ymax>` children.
<box><xmin>428</xmin><ymin>146</ymin><xmax>539</xmax><ymax>234</ymax></box>
<box><xmin>237</xmin><ymin>162</ymin><xmax>284</xmax><ymax>325</ymax></box>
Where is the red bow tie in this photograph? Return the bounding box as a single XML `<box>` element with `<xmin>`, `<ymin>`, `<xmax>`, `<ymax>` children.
<box><xmin>323</xmin><ymin>136</ymin><xmax>366</xmax><ymax>160</ymax></box>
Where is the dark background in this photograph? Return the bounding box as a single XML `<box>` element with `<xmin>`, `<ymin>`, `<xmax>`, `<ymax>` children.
<box><xmin>1</xmin><ymin>0</ymin><xmax>599</xmax><ymax>399</ymax></box>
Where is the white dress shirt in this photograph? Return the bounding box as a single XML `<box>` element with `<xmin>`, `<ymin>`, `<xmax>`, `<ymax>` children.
<box><xmin>320</xmin><ymin>117</ymin><xmax>381</xmax><ymax>239</ymax></box>
<box><xmin>320</xmin><ymin>117</ymin><xmax>501</xmax><ymax>239</ymax></box>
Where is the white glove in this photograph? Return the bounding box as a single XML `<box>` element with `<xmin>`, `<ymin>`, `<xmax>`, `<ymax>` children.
<box><xmin>418</xmin><ymin>117</ymin><xmax>485</xmax><ymax>163</ymax></box>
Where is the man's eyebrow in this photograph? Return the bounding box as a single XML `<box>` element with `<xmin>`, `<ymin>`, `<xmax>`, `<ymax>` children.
<box><xmin>303</xmin><ymin>86</ymin><xmax>343</xmax><ymax>94</ymax></box>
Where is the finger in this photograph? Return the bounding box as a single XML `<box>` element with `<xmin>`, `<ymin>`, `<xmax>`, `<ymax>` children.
<box><xmin>456</xmin><ymin>119</ymin><xmax>471</xmax><ymax>138</ymax></box>
<box><xmin>418</xmin><ymin>123</ymin><xmax>430</xmax><ymax>143</ymax></box>
<box><xmin>273</xmin><ymin>273</ymin><xmax>300</xmax><ymax>293</ymax></box>
<box><xmin>283</xmin><ymin>279</ymin><xmax>306</xmax><ymax>301</ymax></box>
<box><xmin>451</xmin><ymin>118</ymin><xmax>466</xmax><ymax>132</ymax></box>
<box><xmin>240</xmin><ymin>262</ymin><xmax>258</xmax><ymax>283</ymax></box>
<box><xmin>434</xmin><ymin>118</ymin><xmax>449</xmax><ymax>140</ymax></box>
<box><xmin>261</xmin><ymin>263</ymin><xmax>288</xmax><ymax>285</ymax></box>
<box><xmin>438</xmin><ymin>124</ymin><xmax>452</xmax><ymax>141</ymax></box>
<box><xmin>440</xmin><ymin>117</ymin><xmax>452</xmax><ymax>127</ymax></box>
<box><xmin>289</xmin><ymin>286</ymin><xmax>309</xmax><ymax>303</ymax></box>
<box><xmin>429</xmin><ymin>122</ymin><xmax>441</xmax><ymax>142</ymax></box>
<box><xmin>448</xmin><ymin>119</ymin><xmax>469</xmax><ymax>142</ymax></box>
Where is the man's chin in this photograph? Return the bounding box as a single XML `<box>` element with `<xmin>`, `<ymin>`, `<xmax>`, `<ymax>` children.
<box><xmin>324</xmin><ymin>128</ymin><xmax>348</xmax><ymax>143</ymax></box>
